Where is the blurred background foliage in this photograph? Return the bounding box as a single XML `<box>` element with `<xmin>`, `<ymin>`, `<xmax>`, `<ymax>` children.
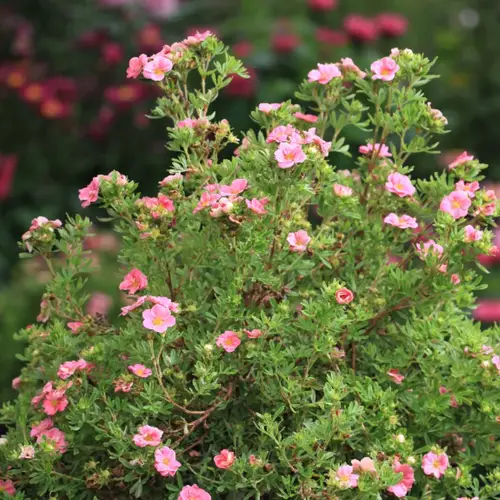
<box><xmin>1</xmin><ymin>0</ymin><xmax>500</xmax><ymax>402</ymax></box>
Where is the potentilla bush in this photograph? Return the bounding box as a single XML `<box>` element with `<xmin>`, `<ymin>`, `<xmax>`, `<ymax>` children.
<box><xmin>1</xmin><ymin>34</ymin><xmax>500</xmax><ymax>500</ymax></box>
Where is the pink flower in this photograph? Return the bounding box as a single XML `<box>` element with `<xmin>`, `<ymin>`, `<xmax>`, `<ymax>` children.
<box><xmin>440</xmin><ymin>191</ymin><xmax>472</xmax><ymax>219</ymax></box>
<box><xmin>19</xmin><ymin>444</ymin><xmax>35</xmax><ymax>459</ymax></box>
<box><xmin>43</xmin><ymin>390</ymin><xmax>69</xmax><ymax>415</ymax></box>
<box><xmin>464</xmin><ymin>225</ymin><xmax>483</xmax><ymax>243</ymax></box>
<box><xmin>371</xmin><ymin>56</ymin><xmax>400</xmax><ymax>81</ymax></box>
<box><xmin>120</xmin><ymin>295</ymin><xmax>178</xmax><ymax>316</ymax></box>
<box><xmin>336</xmin><ymin>288</ymin><xmax>354</xmax><ymax>304</ymax></box>
<box><xmin>451</xmin><ymin>274</ymin><xmax>461</xmax><ymax>285</ymax></box>
<box><xmin>214</xmin><ymin>449</ymin><xmax>235</xmax><ymax>469</ymax></box>
<box><xmin>388</xmin><ymin>369</ymin><xmax>404</xmax><ymax>384</ymax></box>
<box><xmin>160</xmin><ymin>173</ymin><xmax>183</xmax><ymax>186</ymax></box>
<box><xmin>37</xmin><ymin>427</ymin><xmax>68</xmax><ymax>453</ymax></box>
<box><xmin>351</xmin><ymin>457</ymin><xmax>376</xmax><ymax>473</ymax></box>
<box><xmin>384</xmin><ymin>213</ymin><xmax>418</xmax><ymax>229</ymax></box>
<box><xmin>133</xmin><ymin>425</ymin><xmax>163</xmax><ymax>447</ymax></box>
<box><xmin>387</xmin><ymin>461</ymin><xmax>415</xmax><ymax>497</ymax></box>
<box><xmin>219</xmin><ymin>179</ymin><xmax>248</xmax><ymax>196</ymax></box>
<box><xmin>376</xmin><ymin>13</ymin><xmax>408</xmax><ymax>37</ymax></box>
<box><xmin>359</xmin><ymin>142</ymin><xmax>392</xmax><ymax>158</ymax></box>
<box><xmin>338</xmin><ymin>57</ymin><xmax>367</xmax><ymax>79</ymax></box>
<box><xmin>309</xmin><ymin>0</ymin><xmax>337</xmax><ymax>11</ymax></box>
<box><xmin>184</xmin><ymin>30</ymin><xmax>212</xmax><ymax>45</ymax></box>
<box><xmin>275</xmin><ymin>143</ymin><xmax>307</xmax><ymax>168</ymax></box>
<box><xmin>178</xmin><ymin>484</ymin><xmax>212</xmax><ymax>500</ymax></box>
<box><xmin>67</xmin><ymin>321</ymin><xmax>83</xmax><ymax>333</ymax></box>
<box><xmin>294</xmin><ymin>112</ymin><xmax>318</xmax><ymax>123</ymax></box>
<box><xmin>344</xmin><ymin>15</ymin><xmax>378</xmax><ymax>42</ymax></box>
<box><xmin>0</xmin><ymin>479</ymin><xmax>16</xmax><ymax>496</ymax></box>
<box><xmin>143</xmin><ymin>55</ymin><xmax>173</xmax><ymax>82</ymax></box>
<box><xmin>287</xmin><ymin>230</ymin><xmax>311</xmax><ymax>252</ymax></box>
<box><xmin>245</xmin><ymin>198</ymin><xmax>269</xmax><ymax>215</ymax></box>
<box><xmin>385</xmin><ymin>173</ymin><xmax>416</xmax><ymax>197</ymax></box>
<box><xmin>416</xmin><ymin>239</ymin><xmax>444</xmax><ymax>260</ymax></box>
<box><xmin>455</xmin><ymin>180</ymin><xmax>479</xmax><ymax>198</ymax></box>
<box><xmin>30</xmin><ymin>418</ymin><xmax>54</xmax><ymax>438</ymax></box>
<box><xmin>308</xmin><ymin>63</ymin><xmax>342</xmax><ymax>84</ymax></box>
<box><xmin>422</xmin><ymin>451</ymin><xmax>449</xmax><ymax>479</ymax></box>
<box><xmin>449</xmin><ymin>151</ymin><xmax>474</xmax><ymax>170</ymax></box>
<box><xmin>333</xmin><ymin>184</ymin><xmax>353</xmax><ymax>197</ymax></box>
<box><xmin>335</xmin><ymin>465</ymin><xmax>359</xmax><ymax>488</ymax></box>
<box><xmin>302</xmin><ymin>128</ymin><xmax>331</xmax><ymax>157</ymax></box>
<box><xmin>126</xmin><ymin>54</ymin><xmax>148</xmax><ymax>78</ymax></box>
<box><xmin>57</xmin><ymin>359</ymin><xmax>89</xmax><ymax>380</ymax></box>
<box><xmin>193</xmin><ymin>192</ymin><xmax>221</xmax><ymax>214</ymax></box>
<box><xmin>154</xmin><ymin>446</ymin><xmax>181</xmax><ymax>477</ymax></box>
<box><xmin>142</xmin><ymin>304</ymin><xmax>176</xmax><ymax>333</ymax></box>
<box><xmin>244</xmin><ymin>329</ymin><xmax>263</xmax><ymax>339</ymax></box>
<box><xmin>266</xmin><ymin>125</ymin><xmax>296</xmax><ymax>143</ymax></box>
<box><xmin>492</xmin><ymin>355</ymin><xmax>500</xmax><ymax>371</ymax></box>
<box><xmin>128</xmin><ymin>364</ymin><xmax>153</xmax><ymax>378</ymax></box>
<box><xmin>114</xmin><ymin>379</ymin><xmax>133</xmax><ymax>393</ymax></box>
<box><xmin>216</xmin><ymin>331</ymin><xmax>241</xmax><ymax>353</ymax></box>
<box><xmin>473</xmin><ymin>300</ymin><xmax>500</xmax><ymax>322</ymax></box>
<box><xmin>258</xmin><ymin>103</ymin><xmax>282</xmax><ymax>113</ymax></box>
<box><xmin>119</xmin><ymin>269</ymin><xmax>148</xmax><ymax>294</ymax></box>
<box><xmin>12</xmin><ymin>377</ymin><xmax>21</xmax><ymax>390</ymax></box>
<box><xmin>315</xmin><ymin>28</ymin><xmax>347</xmax><ymax>47</ymax></box>
<box><xmin>79</xmin><ymin>177</ymin><xmax>100</xmax><ymax>208</ymax></box>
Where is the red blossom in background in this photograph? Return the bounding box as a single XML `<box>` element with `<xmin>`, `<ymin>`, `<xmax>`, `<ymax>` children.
<box><xmin>344</xmin><ymin>14</ymin><xmax>378</xmax><ymax>43</ymax></box>
<box><xmin>0</xmin><ymin>155</ymin><xmax>17</xmax><ymax>200</ymax></box>
<box><xmin>376</xmin><ymin>13</ymin><xmax>409</xmax><ymax>38</ymax></box>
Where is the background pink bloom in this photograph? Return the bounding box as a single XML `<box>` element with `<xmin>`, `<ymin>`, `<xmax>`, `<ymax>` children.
<box><xmin>133</xmin><ymin>425</ymin><xmax>163</xmax><ymax>447</ymax></box>
<box><xmin>384</xmin><ymin>213</ymin><xmax>418</xmax><ymax>229</ymax></box>
<box><xmin>275</xmin><ymin>143</ymin><xmax>307</xmax><ymax>168</ymax></box>
<box><xmin>371</xmin><ymin>56</ymin><xmax>400</xmax><ymax>81</ymax></box>
<box><xmin>440</xmin><ymin>190</ymin><xmax>471</xmax><ymax>219</ymax></box>
<box><xmin>216</xmin><ymin>331</ymin><xmax>241</xmax><ymax>353</ymax></box>
<box><xmin>214</xmin><ymin>449</ymin><xmax>235</xmax><ymax>469</ymax></box>
<box><xmin>309</xmin><ymin>0</ymin><xmax>337</xmax><ymax>11</ymax></box>
<box><xmin>387</xmin><ymin>461</ymin><xmax>414</xmax><ymax>497</ymax></box>
<box><xmin>335</xmin><ymin>465</ymin><xmax>359</xmax><ymax>488</ymax></box>
<box><xmin>0</xmin><ymin>479</ymin><xmax>16</xmax><ymax>496</ymax></box>
<box><xmin>308</xmin><ymin>63</ymin><xmax>342</xmax><ymax>84</ymax></box>
<box><xmin>67</xmin><ymin>321</ymin><xmax>83</xmax><ymax>333</ymax></box>
<box><xmin>119</xmin><ymin>268</ymin><xmax>148</xmax><ymax>294</ymax></box>
<box><xmin>385</xmin><ymin>173</ymin><xmax>415</xmax><ymax>197</ymax></box>
<box><xmin>422</xmin><ymin>451</ymin><xmax>449</xmax><ymax>478</ymax></box>
<box><xmin>128</xmin><ymin>364</ymin><xmax>153</xmax><ymax>378</ymax></box>
<box><xmin>449</xmin><ymin>151</ymin><xmax>474</xmax><ymax>169</ymax></box>
<box><xmin>178</xmin><ymin>484</ymin><xmax>211</xmax><ymax>500</ymax></box>
<box><xmin>388</xmin><ymin>369</ymin><xmax>404</xmax><ymax>384</ymax></box>
<box><xmin>154</xmin><ymin>446</ymin><xmax>181</xmax><ymax>476</ymax></box>
<box><xmin>142</xmin><ymin>304</ymin><xmax>176</xmax><ymax>333</ymax></box>
<box><xmin>359</xmin><ymin>142</ymin><xmax>392</xmax><ymax>157</ymax></box>
<box><xmin>287</xmin><ymin>230</ymin><xmax>310</xmax><ymax>252</ymax></box>
<box><xmin>11</xmin><ymin>376</ymin><xmax>21</xmax><ymax>390</ymax></box>
<box><xmin>86</xmin><ymin>292</ymin><xmax>112</xmax><ymax>316</ymax></box>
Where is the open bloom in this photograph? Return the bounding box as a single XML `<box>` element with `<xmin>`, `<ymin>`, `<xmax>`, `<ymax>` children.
<box><xmin>384</xmin><ymin>213</ymin><xmax>418</xmax><ymax>229</ymax></box>
<box><xmin>359</xmin><ymin>142</ymin><xmax>392</xmax><ymax>158</ymax></box>
<box><xmin>244</xmin><ymin>329</ymin><xmax>263</xmax><ymax>339</ymax></box>
<box><xmin>351</xmin><ymin>457</ymin><xmax>376</xmax><ymax>473</ymax></box>
<box><xmin>245</xmin><ymin>198</ymin><xmax>269</xmax><ymax>215</ymax></box>
<box><xmin>266</xmin><ymin>125</ymin><xmax>296</xmax><ymax>143</ymax></box>
<box><xmin>67</xmin><ymin>321</ymin><xmax>83</xmax><ymax>333</ymax></box>
<box><xmin>339</xmin><ymin>57</ymin><xmax>367</xmax><ymax>79</ymax></box>
<box><xmin>57</xmin><ymin>359</ymin><xmax>90</xmax><ymax>380</ymax></box>
<box><xmin>133</xmin><ymin>425</ymin><xmax>163</xmax><ymax>447</ymax></box>
<box><xmin>371</xmin><ymin>56</ymin><xmax>400</xmax><ymax>81</ymax></box>
<box><xmin>422</xmin><ymin>451</ymin><xmax>449</xmax><ymax>479</ymax></box>
<box><xmin>37</xmin><ymin>427</ymin><xmax>68</xmax><ymax>453</ymax></box>
<box><xmin>178</xmin><ymin>484</ymin><xmax>212</xmax><ymax>500</ymax></box>
<box><xmin>216</xmin><ymin>331</ymin><xmax>241</xmax><ymax>353</ymax></box>
<box><xmin>127</xmin><ymin>54</ymin><xmax>148</xmax><ymax>78</ymax></box>
<box><xmin>416</xmin><ymin>239</ymin><xmax>444</xmax><ymax>260</ymax></box>
<box><xmin>385</xmin><ymin>173</ymin><xmax>415</xmax><ymax>197</ymax></box>
<box><xmin>19</xmin><ymin>445</ymin><xmax>35</xmax><ymax>459</ymax></box>
<box><xmin>294</xmin><ymin>112</ymin><xmax>318</xmax><ymax>123</ymax></box>
<box><xmin>333</xmin><ymin>184</ymin><xmax>353</xmax><ymax>197</ymax></box>
<box><xmin>336</xmin><ymin>288</ymin><xmax>354</xmax><ymax>304</ymax></box>
<box><xmin>275</xmin><ymin>143</ymin><xmax>307</xmax><ymax>168</ymax></box>
<box><xmin>335</xmin><ymin>465</ymin><xmax>359</xmax><ymax>488</ymax></box>
<box><xmin>128</xmin><ymin>364</ymin><xmax>153</xmax><ymax>378</ymax></box>
<box><xmin>219</xmin><ymin>179</ymin><xmax>248</xmax><ymax>196</ymax></box>
<box><xmin>214</xmin><ymin>449</ymin><xmax>236</xmax><ymax>469</ymax></box>
<box><xmin>0</xmin><ymin>479</ymin><xmax>16</xmax><ymax>496</ymax></box>
<box><xmin>154</xmin><ymin>446</ymin><xmax>181</xmax><ymax>476</ymax></box>
<box><xmin>440</xmin><ymin>190</ymin><xmax>471</xmax><ymax>219</ymax></box>
<box><xmin>142</xmin><ymin>304</ymin><xmax>176</xmax><ymax>333</ymax></box>
<box><xmin>308</xmin><ymin>63</ymin><xmax>342</xmax><ymax>84</ymax></box>
<box><xmin>119</xmin><ymin>269</ymin><xmax>148</xmax><ymax>294</ymax></box>
<box><xmin>387</xmin><ymin>461</ymin><xmax>415</xmax><ymax>497</ymax></box>
<box><xmin>287</xmin><ymin>230</ymin><xmax>311</xmax><ymax>252</ymax></box>
<box><xmin>143</xmin><ymin>55</ymin><xmax>173</xmax><ymax>81</ymax></box>
<box><xmin>43</xmin><ymin>390</ymin><xmax>69</xmax><ymax>416</ymax></box>
<box><xmin>79</xmin><ymin>177</ymin><xmax>100</xmax><ymax>207</ymax></box>
<box><xmin>449</xmin><ymin>151</ymin><xmax>474</xmax><ymax>169</ymax></box>
<box><xmin>455</xmin><ymin>180</ymin><xmax>479</xmax><ymax>198</ymax></box>
<box><xmin>464</xmin><ymin>225</ymin><xmax>483</xmax><ymax>243</ymax></box>
<box><xmin>258</xmin><ymin>103</ymin><xmax>282</xmax><ymax>113</ymax></box>
<box><xmin>30</xmin><ymin>418</ymin><xmax>54</xmax><ymax>438</ymax></box>
<box><xmin>388</xmin><ymin>369</ymin><xmax>404</xmax><ymax>384</ymax></box>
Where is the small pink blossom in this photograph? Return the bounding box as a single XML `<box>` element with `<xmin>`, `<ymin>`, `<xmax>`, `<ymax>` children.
<box><xmin>79</xmin><ymin>177</ymin><xmax>100</xmax><ymax>208</ymax></box>
<box><xmin>245</xmin><ymin>198</ymin><xmax>269</xmax><ymax>215</ymax></box>
<box><xmin>178</xmin><ymin>484</ymin><xmax>211</xmax><ymax>500</ymax></box>
<box><xmin>30</xmin><ymin>418</ymin><xmax>54</xmax><ymax>438</ymax></box>
<box><xmin>388</xmin><ymin>369</ymin><xmax>404</xmax><ymax>384</ymax></box>
<box><xmin>275</xmin><ymin>143</ymin><xmax>307</xmax><ymax>168</ymax></box>
<box><xmin>142</xmin><ymin>304</ymin><xmax>176</xmax><ymax>333</ymax></box>
<box><xmin>449</xmin><ymin>151</ymin><xmax>474</xmax><ymax>170</ymax></box>
<box><xmin>12</xmin><ymin>377</ymin><xmax>21</xmax><ymax>390</ymax></box>
<box><xmin>133</xmin><ymin>425</ymin><xmax>163</xmax><ymax>447</ymax></box>
<box><xmin>120</xmin><ymin>295</ymin><xmax>178</xmax><ymax>316</ymax></box>
<box><xmin>244</xmin><ymin>329</ymin><xmax>263</xmax><ymax>339</ymax></box>
<box><xmin>422</xmin><ymin>451</ymin><xmax>449</xmax><ymax>479</ymax></box>
<box><xmin>492</xmin><ymin>355</ymin><xmax>500</xmax><ymax>371</ymax></box>
<box><xmin>193</xmin><ymin>192</ymin><xmax>221</xmax><ymax>214</ymax></box>
<box><xmin>0</xmin><ymin>479</ymin><xmax>16</xmax><ymax>496</ymax></box>
<box><xmin>333</xmin><ymin>184</ymin><xmax>353</xmax><ymax>197</ymax></box>
<box><xmin>287</xmin><ymin>230</ymin><xmax>311</xmax><ymax>252</ymax></box>
<box><xmin>114</xmin><ymin>379</ymin><xmax>133</xmax><ymax>393</ymax></box>
<box><xmin>455</xmin><ymin>180</ymin><xmax>479</xmax><ymax>198</ymax></box>
<box><xmin>387</xmin><ymin>461</ymin><xmax>415</xmax><ymax>497</ymax></box>
<box><xmin>339</xmin><ymin>57</ymin><xmax>367</xmax><ymax>79</ymax></box>
<box><xmin>216</xmin><ymin>331</ymin><xmax>241</xmax><ymax>353</ymax></box>
<box><xmin>385</xmin><ymin>173</ymin><xmax>416</xmax><ymax>197</ymax></box>
<box><xmin>336</xmin><ymin>288</ymin><xmax>354</xmax><ymax>304</ymax></box>
<box><xmin>57</xmin><ymin>359</ymin><xmax>89</xmax><ymax>380</ymax></box>
<box><xmin>294</xmin><ymin>112</ymin><xmax>318</xmax><ymax>123</ymax></box>
<box><xmin>119</xmin><ymin>269</ymin><xmax>148</xmax><ymax>294</ymax></box>
<box><xmin>160</xmin><ymin>173</ymin><xmax>183</xmax><ymax>186</ymax></box>
<box><xmin>67</xmin><ymin>321</ymin><xmax>83</xmax><ymax>333</ymax></box>
<box><xmin>464</xmin><ymin>225</ymin><xmax>483</xmax><ymax>243</ymax></box>
<box><xmin>126</xmin><ymin>54</ymin><xmax>148</xmax><ymax>78</ymax></box>
<box><xmin>351</xmin><ymin>457</ymin><xmax>376</xmax><ymax>473</ymax></box>
<box><xmin>359</xmin><ymin>142</ymin><xmax>392</xmax><ymax>158</ymax></box>
<box><xmin>267</xmin><ymin>125</ymin><xmax>296</xmax><ymax>143</ymax></box>
<box><xmin>416</xmin><ymin>239</ymin><xmax>444</xmax><ymax>260</ymax></box>
<box><xmin>214</xmin><ymin>449</ymin><xmax>236</xmax><ymax>469</ymax></box>
<box><xmin>143</xmin><ymin>55</ymin><xmax>173</xmax><ymax>82</ymax></box>
<box><xmin>308</xmin><ymin>63</ymin><xmax>342</xmax><ymax>84</ymax></box>
<box><xmin>335</xmin><ymin>465</ymin><xmax>359</xmax><ymax>488</ymax></box>
<box><xmin>258</xmin><ymin>103</ymin><xmax>282</xmax><ymax>113</ymax></box>
<box><xmin>451</xmin><ymin>274</ymin><xmax>461</xmax><ymax>285</ymax></box>
<box><xmin>43</xmin><ymin>390</ymin><xmax>69</xmax><ymax>416</ymax></box>
<box><xmin>37</xmin><ymin>427</ymin><xmax>68</xmax><ymax>453</ymax></box>
<box><xmin>184</xmin><ymin>30</ymin><xmax>212</xmax><ymax>46</ymax></box>
<box><xmin>440</xmin><ymin>190</ymin><xmax>472</xmax><ymax>219</ymax></box>
<box><xmin>219</xmin><ymin>179</ymin><xmax>248</xmax><ymax>196</ymax></box>
<box><xmin>128</xmin><ymin>364</ymin><xmax>153</xmax><ymax>378</ymax></box>
<box><xmin>384</xmin><ymin>213</ymin><xmax>418</xmax><ymax>229</ymax></box>
<box><xmin>19</xmin><ymin>445</ymin><xmax>35</xmax><ymax>459</ymax></box>
<box><xmin>371</xmin><ymin>56</ymin><xmax>400</xmax><ymax>81</ymax></box>
<box><xmin>87</xmin><ymin>292</ymin><xmax>112</xmax><ymax>317</ymax></box>
<box><xmin>154</xmin><ymin>446</ymin><xmax>181</xmax><ymax>476</ymax></box>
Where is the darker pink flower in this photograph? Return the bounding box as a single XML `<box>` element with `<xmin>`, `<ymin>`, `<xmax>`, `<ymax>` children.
<box><xmin>388</xmin><ymin>369</ymin><xmax>404</xmax><ymax>384</ymax></box>
<box><xmin>387</xmin><ymin>461</ymin><xmax>414</xmax><ymax>497</ymax></box>
<box><xmin>275</xmin><ymin>143</ymin><xmax>307</xmax><ymax>168</ymax></box>
<box><xmin>133</xmin><ymin>425</ymin><xmax>163</xmax><ymax>447</ymax></box>
<box><xmin>335</xmin><ymin>465</ymin><xmax>359</xmax><ymax>488</ymax></box>
<box><xmin>245</xmin><ymin>198</ymin><xmax>269</xmax><ymax>215</ymax></box>
<box><xmin>67</xmin><ymin>321</ymin><xmax>83</xmax><ymax>333</ymax></box>
<box><xmin>416</xmin><ymin>239</ymin><xmax>444</xmax><ymax>260</ymax></box>
<box><xmin>336</xmin><ymin>288</ymin><xmax>354</xmax><ymax>304</ymax></box>
<box><xmin>371</xmin><ymin>56</ymin><xmax>400</xmax><ymax>81</ymax></box>
<box><xmin>359</xmin><ymin>142</ymin><xmax>391</xmax><ymax>158</ymax></box>
<box><xmin>294</xmin><ymin>112</ymin><xmax>318</xmax><ymax>123</ymax></box>
<box><xmin>344</xmin><ymin>15</ymin><xmax>378</xmax><ymax>42</ymax></box>
<box><xmin>143</xmin><ymin>55</ymin><xmax>173</xmax><ymax>82</ymax></box>
<box><xmin>422</xmin><ymin>451</ymin><xmax>449</xmax><ymax>479</ymax></box>
<box><xmin>128</xmin><ymin>364</ymin><xmax>153</xmax><ymax>378</ymax></box>
<box><xmin>219</xmin><ymin>179</ymin><xmax>248</xmax><ymax>196</ymax></box>
<box><xmin>464</xmin><ymin>225</ymin><xmax>483</xmax><ymax>243</ymax></box>
<box><xmin>126</xmin><ymin>54</ymin><xmax>148</xmax><ymax>78</ymax></box>
<box><xmin>351</xmin><ymin>457</ymin><xmax>376</xmax><ymax>473</ymax></box>
<box><xmin>338</xmin><ymin>57</ymin><xmax>367</xmax><ymax>79</ymax></box>
<box><xmin>214</xmin><ymin>449</ymin><xmax>235</xmax><ymax>469</ymax></box>
<box><xmin>308</xmin><ymin>63</ymin><xmax>342</xmax><ymax>84</ymax></box>
<box><xmin>30</xmin><ymin>417</ymin><xmax>54</xmax><ymax>438</ymax></box>
<box><xmin>79</xmin><ymin>177</ymin><xmax>100</xmax><ymax>208</ymax></box>
<box><xmin>119</xmin><ymin>269</ymin><xmax>148</xmax><ymax>294</ymax></box>
<box><xmin>287</xmin><ymin>230</ymin><xmax>311</xmax><ymax>252</ymax></box>
<box><xmin>376</xmin><ymin>13</ymin><xmax>408</xmax><ymax>37</ymax></box>
<box><xmin>449</xmin><ymin>151</ymin><xmax>474</xmax><ymax>170</ymax></box>
<box><xmin>37</xmin><ymin>427</ymin><xmax>68</xmax><ymax>454</ymax></box>
<box><xmin>0</xmin><ymin>479</ymin><xmax>16</xmax><ymax>496</ymax></box>
<box><xmin>12</xmin><ymin>377</ymin><xmax>21</xmax><ymax>390</ymax></box>
<box><xmin>440</xmin><ymin>190</ymin><xmax>471</xmax><ymax>219</ymax></box>
<box><xmin>384</xmin><ymin>213</ymin><xmax>418</xmax><ymax>229</ymax></box>
<box><xmin>87</xmin><ymin>292</ymin><xmax>112</xmax><ymax>316</ymax></box>
<box><xmin>244</xmin><ymin>329</ymin><xmax>263</xmax><ymax>339</ymax></box>
<box><xmin>178</xmin><ymin>484</ymin><xmax>211</xmax><ymax>500</ymax></box>
<box><xmin>216</xmin><ymin>331</ymin><xmax>241</xmax><ymax>353</ymax></box>
<box><xmin>154</xmin><ymin>446</ymin><xmax>181</xmax><ymax>476</ymax></box>
<box><xmin>43</xmin><ymin>390</ymin><xmax>69</xmax><ymax>415</ymax></box>
<box><xmin>143</xmin><ymin>304</ymin><xmax>176</xmax><ymax>333</ymax></box>
<box><xmin>385</xmin><ymin>173</ymin><xmax>415</xmax><ymax>197</ymax></box>
<box><xmin>309</xmin><ymin>0</ymin><xmax>337</xmax><ymax>10</ymax></box>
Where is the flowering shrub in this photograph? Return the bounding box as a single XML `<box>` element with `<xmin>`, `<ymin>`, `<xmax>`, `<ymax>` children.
<box><xmin>1</xmin><ymin>34</ymin><xmax>500</xmax><ymax>499</ymax></box>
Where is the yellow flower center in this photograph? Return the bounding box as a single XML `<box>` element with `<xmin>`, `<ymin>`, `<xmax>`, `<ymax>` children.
<box><xmin>163</xmin><ymin>458</ymin><xmax>170</xmax><ymax>466</ymax></box>
<box><xmin>152</xmin><ymin>317</ymin><xmax>164</xmax><ymax>326</ymax></box>
<box><xmin>451</xmin><ymin>201</ymin><xmax>461</xmax><ymax>209</ymax></box>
